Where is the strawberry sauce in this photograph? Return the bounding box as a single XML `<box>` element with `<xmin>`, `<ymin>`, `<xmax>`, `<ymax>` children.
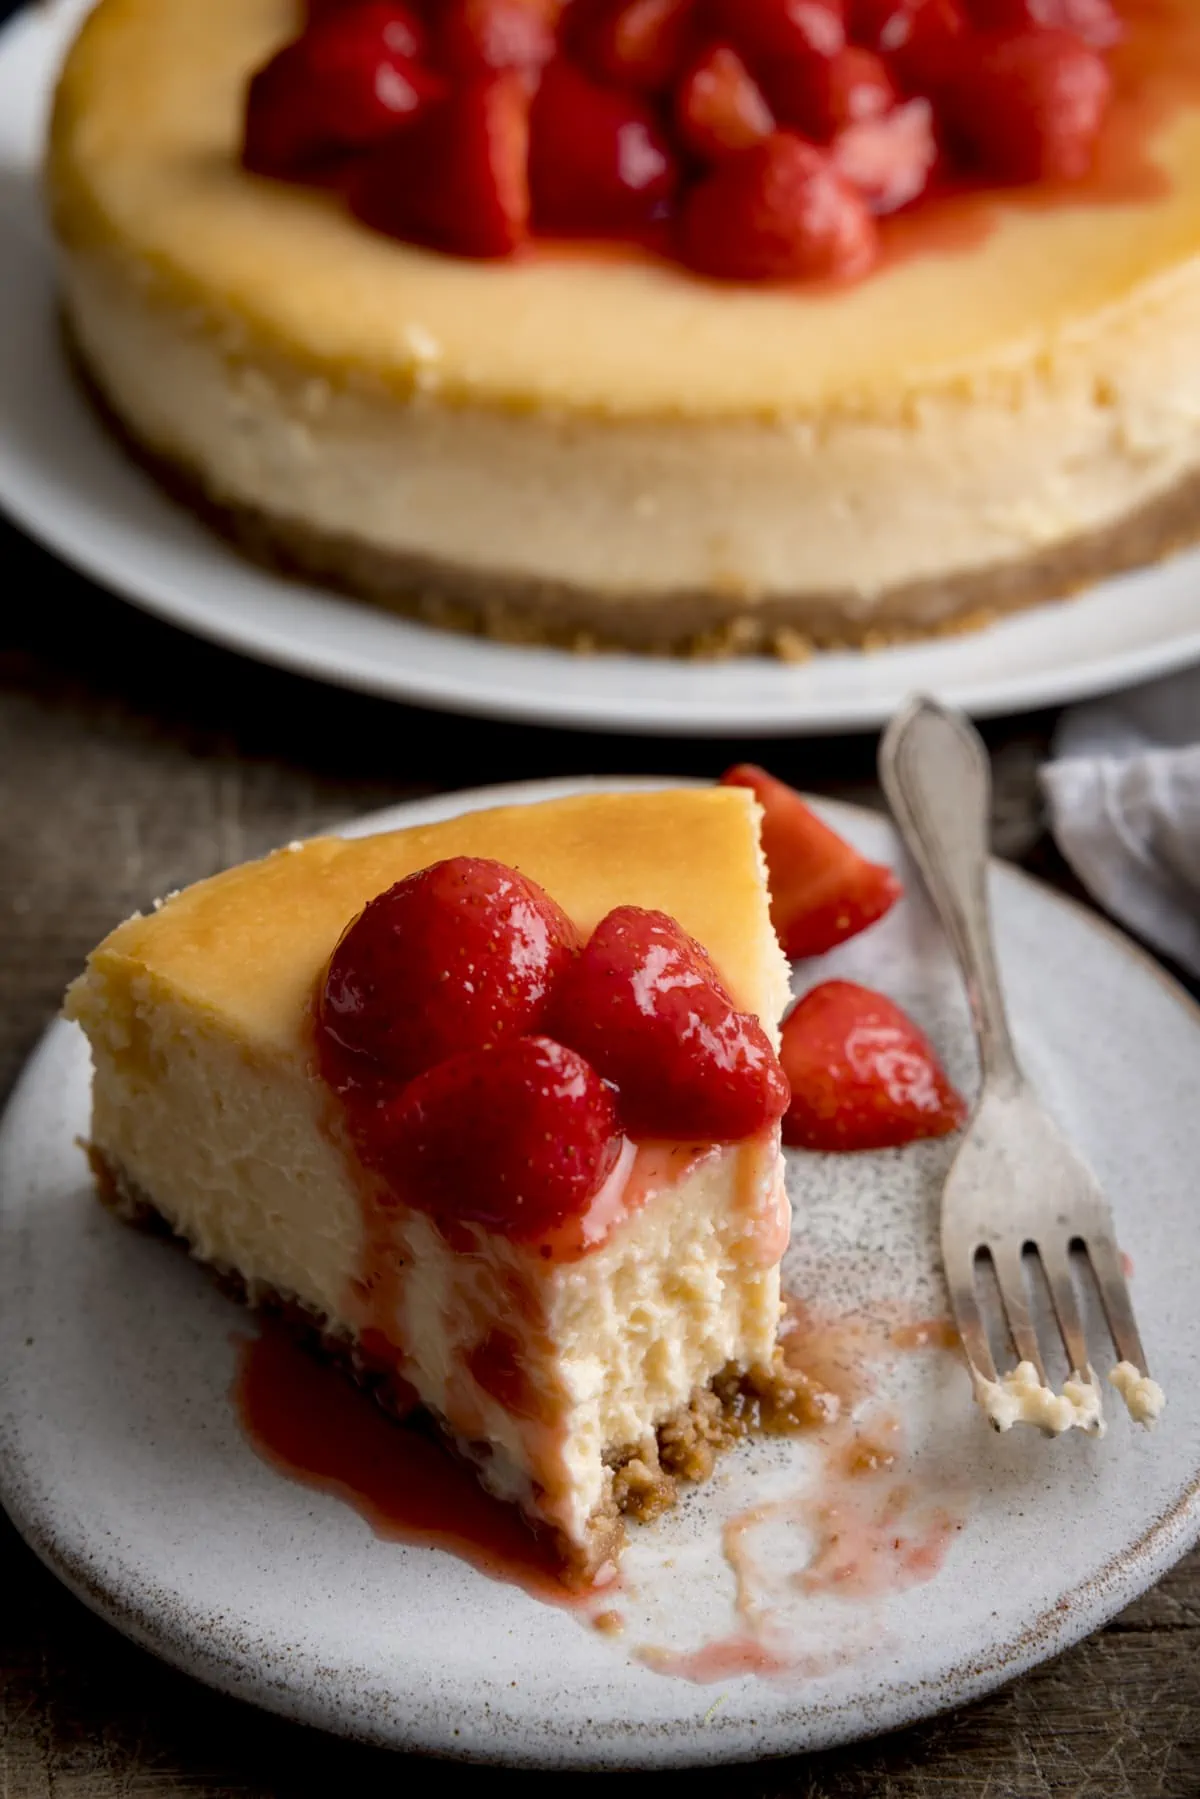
<box><xmin>233</xmin><ymin>1322</ymin><xmax>582</xmax><ymax>1604</ymax></box>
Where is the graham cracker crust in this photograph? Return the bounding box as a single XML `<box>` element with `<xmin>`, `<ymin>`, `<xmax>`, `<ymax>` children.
<box><xmin>87</xmin><ymin>1146</ymin><xmax>831</xmax><ymax>1585</ymax></box>
<box><xmin>69</xmin><ymin>333</ymin><xmax>1200</xmax><ymax>661</ymax></box>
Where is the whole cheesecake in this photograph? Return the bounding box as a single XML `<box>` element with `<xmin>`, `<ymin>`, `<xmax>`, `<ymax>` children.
<box><xmin>65</xmin><ymin>786</ymin><xmax>807</xmax><ymax>1581</ymax></box>
<box><xmin>46</xmin><ymin>0</ymin><xmax>1200</xmax><ymax>654</ymax></box>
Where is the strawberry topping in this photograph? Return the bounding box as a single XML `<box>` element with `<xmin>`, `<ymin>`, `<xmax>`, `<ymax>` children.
<box><xmin>434</xmin><ymin>0</ymin><xmax>559</xmax><ymax>78</ymax></box>
<box><xmin>849</xmin><ymin>0</ymin><xmax>965</xmax><ymax>92</ymax></box>
<box><xmin>832</xmin><ymin>94</ymin><xmax>938</xmax><ymax>211</ymax></box>
<box><xmin>780</xmin><ymin>980</ymin><xmax>967</xmax><ymax>1150</ymax></box>
<box><xmin>244</xmin><ymin>0</ymin><xmax>1131</xmax><ymax>285</ymax></box>
<box><xmin>675</xmin><ymin>44</ymin><xmax>776</xmax><ymax>161</ymax></box>
<box><xmin>547</xmin><ymin>906</ymin><xmax>790</xmax><ymax>1141</ymax></box>
<box><xmin>679</xmin><ymin>134</ymin><xmax>878</xmax><ymax>281</ymax></box>
<box><xmin>708</xmin><ymin>0</ymin><xmax>848</xmax><ymax>66</ymax></box>
<box><xmin>940</xmin><ymin>27</ymin><xmax>1112</xmax><ymax>180</ymax></box>
<box><xmin>721</xmin><ymin>765</ymin><xmax>902</xmax><ymax>958</ymax></box>
<box><xmin>767</xmin><ymin>44</ymin><xmax>898</xmax><ymax>143</ymax></box>
<box><xmin>966</xmin><ymin>0</ymin><xmax>1123</xmax><ymax>50</ymax></box>
<box><xmin>243</xmin><ymin>3</ymin><xmax>440</xmax><ymax>181</ymax></box>
<box><xmin>571</xmin><ymin>0</ymin><xmax>698</xmax><ymax>92</ymax></box>
<box><xmin>530</xmin><ymin>61</ymin><xmax>678</xmax><ymax>234</ymax></box>
<box><xmin>351</xmin><ymin>73</ymin><xmax>531</xmax><ymax>255</ymax></box>
<box><xmin>369</xmin><ymin>1036</ymin><xmax>625</xmax><ymax>1239</ymax></box>
<box><xmin>318</xmin><ymin>854</ymin><xmax>579</xmax><ymax>1083</ymax></box>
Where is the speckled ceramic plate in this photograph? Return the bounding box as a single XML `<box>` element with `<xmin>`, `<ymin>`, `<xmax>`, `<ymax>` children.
<box><xmin>3</xmin><ymin>5</ymin><xmax>1200</xmax><ymax>736</ymax></box>
<box><xmin>2</xmin><ymin>779</ymin><xmax>1200</xmax><ymax>1769</ymax></box>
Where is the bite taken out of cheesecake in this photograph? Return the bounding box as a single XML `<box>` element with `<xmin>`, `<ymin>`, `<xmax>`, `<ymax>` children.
<box><xmin>64</xmin><ymin>786</ymin><xmax>817</xmax><ymax>1585</ymax></box>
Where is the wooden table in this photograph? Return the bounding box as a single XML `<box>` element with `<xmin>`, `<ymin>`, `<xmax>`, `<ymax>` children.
<box><xmin>3</xmin><ymin>503</ymin><xmax>1200</xmax><ymax>1796</ymax></box>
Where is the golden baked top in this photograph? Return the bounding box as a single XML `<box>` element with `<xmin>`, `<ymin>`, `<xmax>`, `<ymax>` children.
<box><xmin>68</xmin><ymin>787</ymin><xmax>790</xmax><ymax>1065</ymax></box>
<box><xmin>47</xmin><ymin>0</ymin><xmax>1200</xmax><ymax>417</ymax></box>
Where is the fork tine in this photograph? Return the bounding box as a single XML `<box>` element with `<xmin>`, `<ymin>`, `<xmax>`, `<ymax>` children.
<box><xmin>1037</xmin><ymin>1243</ymin><xmax>1091</xmax><ymax>1380</ymax></box>
<box><xmin>989</xmin><ymin>1243</ymin><xmax>1047</xmax><ymax>1383</ymax></box>
<box><xmin>1082</xmin><ymin>1233</ymin><xmax>1149</xmax><ymax>1372</ymax></box>
<box><xmin>942</xmin><ymin>1233</ymin><xmax>998</xmax><ymax>1383</ymax></box>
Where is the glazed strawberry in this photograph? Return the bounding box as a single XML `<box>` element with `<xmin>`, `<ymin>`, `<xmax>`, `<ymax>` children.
<box><xmin>967</xmin><ymin>0</ymin><xmax>1122</xmax><ymax>50</ymax></box>
<box><xmin>318</xmin><ymin>855</ymin><xmax>579</xmax><ymax>1082</ymax></box>
<box><xmin>679</xmin><ymin>133</ymin><xmax>878</xmax><ymax>281</ymax></box>
<box><xmin>779</xmin><ymin>980</ymin><xmax>967</xmax><ymax>1151</ymax></box>
<box><xmin>370</xmin><ymin>1037</ymin><xmax>624</xmax><ymax>1240</ymax></box>
<box><xmin>832</xmin><ymin>94</ymin><xmax>937</xmax><ymax>211</ymax></box>
<box><xmin>305</xmin><ymin>0</ymin><xmax>424</xmax><ymax>53</ymax></box>
<box><xmin>721</xmin><ymin>765</ymin><xmax>902</xmax><ymax>957</ymax></box>
<box><xmin>547</xmin><ymin>907</ymin><xmax>790</xmax><ymax>1141</ymax></box>
<box><xmin>676</xmin><ymin>43</ymin><xmax>775</xmax><ymax>160</ymax></box>
<box><xmin>940</xmin><ymin>28</ymin><xmax>1111</xmax><ymax>181</ymax></box>
<box><xmin>767</xmin><ymin>44</ymin><xmax>896</xmax><ymax>142</ymax></box>
<box><xmin>850</xmin><ymin>0</ymin><xmax>965</xmax><ymax>87</ymax></box>
<box><xmin>434</xmin><ymin>0</ymin><xmax>558</xmax><ymax>79</ymax></box>
<box><xmin>570</xmin><ymin>0</ymin><xmax>697</xmax><ymax>92</ymax></box>
<box><xmin>352</xmin><ymin>74</ymin><xmax>531</xmax><ymax>255</ymax></box>
<box><xmin>243</xmin><ymin>4</ymin><xmax>439</xmax><ymax>180</ymax></box>
<box><xmin>708</xmin><ymin>0</ymin><xmax>846</xmax><ymax>65</ymax></box>
<box><xmin>530</xmin><ymin>62</ymin><xmax>678</xmax><ymax>235</ymax></box>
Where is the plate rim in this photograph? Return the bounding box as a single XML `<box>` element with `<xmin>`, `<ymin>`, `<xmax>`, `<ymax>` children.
<box><xmin>3</xmin><ymin>779</ymin><xmax>1200</xmax><ymax>1769</ymax></box>
<box><xmin>2</xmin><ymin>6</ymin><xmax>1200</xmax><ymax>735</ymax></box>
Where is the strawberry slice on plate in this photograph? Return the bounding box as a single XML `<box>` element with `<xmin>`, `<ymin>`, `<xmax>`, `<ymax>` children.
<box><xmin>721</xmin><ymin>764</ymin><xmax>902</xmax><ymax>958</ymax></box>
<box><xmin>780</xmin><ymin>979</ymin><xmax>967</xmax><ymax>1150</ymax></box>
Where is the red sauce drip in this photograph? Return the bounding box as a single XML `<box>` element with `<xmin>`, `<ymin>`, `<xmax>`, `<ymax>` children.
<box><xmin>640</xmin><ymin>1634</ymin><xmax>799</xmax><ymax>1684</ymax></box>
<box><xmin>465</xmin><ymin>1328</ymin><xmax>554</xmax><ymax>1425</ymax></box>
<box><xmin>233</xmin><ymin>1323</ymin><xmax>585</xmax><ymax>1605</ymax></box>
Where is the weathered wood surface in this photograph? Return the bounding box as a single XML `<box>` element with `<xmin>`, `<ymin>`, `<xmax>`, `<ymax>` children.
<box><xmin>2</xmin><ymin>517</ymin><xmax>1199</xmax><ymax>1798</ymax></box>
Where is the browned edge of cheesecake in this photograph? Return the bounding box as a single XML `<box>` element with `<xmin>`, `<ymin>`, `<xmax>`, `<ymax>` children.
<box><xmin>87</xmin><ymin>1146</ymin><xmax>831</xmax><ymax>1588</ymax></box>
<box><xmin>67</xmin><ymin>324</ymin><xmax>1200</xmax><ymax>662</ymax></box>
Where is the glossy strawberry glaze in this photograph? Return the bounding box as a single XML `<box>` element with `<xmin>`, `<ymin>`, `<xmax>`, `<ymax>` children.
<box><xmin>519</xmin><ymin>0</ymin><xmax>1200</xmax><ymax>285</ymax></box>
<box><xmin>879</xmin><ymin>0</ymin><xmax>1200</xmax><ymax>271</ymax></box>
<box><xmin>234</xmin><ymin>1322</ymin><xmax>583</xmax><ymax>1602</ymax></box>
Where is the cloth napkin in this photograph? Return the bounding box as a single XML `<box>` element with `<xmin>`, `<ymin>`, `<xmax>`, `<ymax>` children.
<box><xmin>1040</xmin><ymin>666</ymin><xmax>1200</xmax><ymax>978</ymax></box>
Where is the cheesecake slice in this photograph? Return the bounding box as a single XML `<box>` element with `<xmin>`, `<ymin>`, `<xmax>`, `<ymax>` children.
<box><xmin>64</xmin><ymin>787</ymin><xmax>800</xmax><ymax>1582</ymax></box>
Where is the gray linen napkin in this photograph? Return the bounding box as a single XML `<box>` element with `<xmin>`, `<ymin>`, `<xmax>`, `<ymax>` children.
<box><xmin>1040</xmin><ymin>667</ymin><xmax>1200</xmax><ymax>977</ymax></box>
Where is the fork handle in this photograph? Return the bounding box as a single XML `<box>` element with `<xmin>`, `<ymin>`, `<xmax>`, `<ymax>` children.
<box><xmin>879</xmin><ymin>696</ymin><xmax>1022</xmax><ymax>1092</ymax></box>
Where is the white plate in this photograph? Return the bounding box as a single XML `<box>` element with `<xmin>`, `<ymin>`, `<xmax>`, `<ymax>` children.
<box><xmin>3</xmin><ymin>4</ymin><xmax>1200</xmax><ymax>736</ymax></box>
<box><xmin>2</xmin><ymin>778</ymin><xmax>1200</xmax><ymax>1770</ymax></box>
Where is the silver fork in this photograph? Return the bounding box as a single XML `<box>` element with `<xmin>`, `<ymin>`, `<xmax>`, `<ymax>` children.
<box><xmin>879</xmin><ymin>695</ymin><xmax>1164</xmax><ymax>1435</ymax></box>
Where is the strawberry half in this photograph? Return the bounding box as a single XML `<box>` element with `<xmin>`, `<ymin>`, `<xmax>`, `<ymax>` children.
<box><xmin>571</xmin><ymin>0</ymin><xmax>698</xmax><ymax>92</ymax></box>
<box><xmin>721</xmin><ymin>765</ymin><xmax>902</xmax><ymax>958</ymax></box>
<box><xmin>939</xmin><ymin>27</ymin><xmax>1112</xmax><ymax>181</ymax></box>
<box><xmin>547</xmin><ymin>906</ymin><xmax>790</xmax><ymax>1142</ymax></box>
<box><xmin>370</xmin><ymin>1036</ymin><xmax>624</xmax><ymax>1240</ymax></box>
<box><xmin>708</xmin><ymin>0</ymin><xmax>847</xmax><ymax>66</ymax></box>
<box><xmin>433</xmin><ymin>0</ymin><xmax>558</xmax><ymax>79</ymax></box>
<box><xmin>767</xmin><ymin>43</ymin><xmax>896</xmax><ymax>143</ymax></box>
<box><xmin>530</xmin><ymin>60</ymin><xmax>678</xmax><ymax>235</ymax></box>
<box><xmin>243</xmin><ymin>3</ymin><xmax>440</xmax><ymax>181</ymax></box>
<box><xmin>832</xmin><ymin>94</ymin><xmax>937</xmax><ymax>212</ymax></box>
<box><xmin>780</xmin><ymin>980</ymin><xmax>967</xmax><ymax>1151</ymax></box>
<box><xmin>675</xmin><ymin>43</ymin><xmax>775</xmax><ymax>161</ymax></box>
<box><xmin>679</xmin><ymin>133</ymin><xmax>878</xmax><ymax>280</ymax></box>
<box><xmin>318</xmin><ymin>854</ymin><xmax>579</xmax><ymax>1083</ymax></box>
<box><xmin>351</xmin><ymin>73</ymin><xmax>531</xmax><ymax>255</ymax></box>
<box><xmin>849</xmin><ymin>0</ymin><xmax>965</xmax><ymax>93</ymax></box>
